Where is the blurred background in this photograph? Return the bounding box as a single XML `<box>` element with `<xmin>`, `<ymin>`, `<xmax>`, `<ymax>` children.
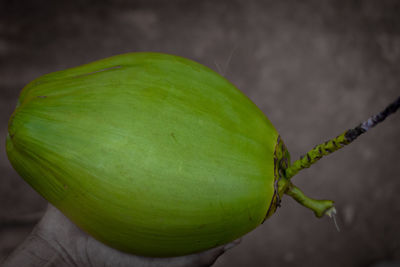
<box><xmin>1</xmin><ymin>0</ymin><xmax>400</xmax><ymax>266</ymax></box>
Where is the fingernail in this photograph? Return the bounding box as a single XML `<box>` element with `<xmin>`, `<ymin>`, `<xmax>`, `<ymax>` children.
<box><xmin>223</xmin><ymin>238</ymin><xmax>242</xmax><ymax>251</ymax></box>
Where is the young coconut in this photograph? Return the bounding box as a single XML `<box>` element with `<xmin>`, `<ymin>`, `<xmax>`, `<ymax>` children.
<box><xmin>5</xmin><ymin>52</ymin><xmax>400</xmax><ymax>257</ymax></box>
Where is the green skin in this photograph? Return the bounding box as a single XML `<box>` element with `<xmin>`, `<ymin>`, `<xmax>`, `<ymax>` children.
<box><xmin>7</xmin><ymin>53</ymin><xmax>283</xmax><ymax>257</ymax></box>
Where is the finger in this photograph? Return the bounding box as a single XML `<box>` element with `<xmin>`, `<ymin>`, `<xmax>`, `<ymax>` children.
<box><xmin>146</xmin><ymin>239</ymin><xmax>243</xmax><ymax>267</ymax></box>
<box><xmin>223</xmin><ymin>238</ymin><xmax>242</xmax><ymax>252</ymax></box>
<box><xmin>195</xmin><ymin>238</ymin><xmax>242</xmax><ymax>267</ymax></box>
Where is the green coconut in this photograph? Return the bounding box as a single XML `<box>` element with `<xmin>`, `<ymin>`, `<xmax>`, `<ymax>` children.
<box><xmin>6</xmin><ymin>52</ymin><xmax>400</xmax><ymax>257</ymax></box>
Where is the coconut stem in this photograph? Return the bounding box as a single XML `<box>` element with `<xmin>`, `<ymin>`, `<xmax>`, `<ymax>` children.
<box><xmin>284</xmin><ymin>96</ymin><xmax>400</xmax><ymax>179</ymax></box>
<box><xmin>286</xmin><ymin>182</ymin><xmax>334</xmax><ymax>217</ymax></box>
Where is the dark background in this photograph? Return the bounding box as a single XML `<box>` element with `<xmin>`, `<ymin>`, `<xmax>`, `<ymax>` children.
<box><xmin>1</xmin><ymin>0</ymin><xmax>400</xmax><ymax>266</ymax></box>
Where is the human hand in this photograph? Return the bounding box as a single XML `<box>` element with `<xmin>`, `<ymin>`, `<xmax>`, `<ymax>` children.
<box><xmin>3</xmin><ymin>204</ymin><xmax>241</xmax><ymax>267</ymax></box>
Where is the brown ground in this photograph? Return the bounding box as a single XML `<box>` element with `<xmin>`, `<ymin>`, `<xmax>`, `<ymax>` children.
<box><xmin>1</xmin><ymin>1</ymin><xmax>400</xmax><ymax>266</ymax></box>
